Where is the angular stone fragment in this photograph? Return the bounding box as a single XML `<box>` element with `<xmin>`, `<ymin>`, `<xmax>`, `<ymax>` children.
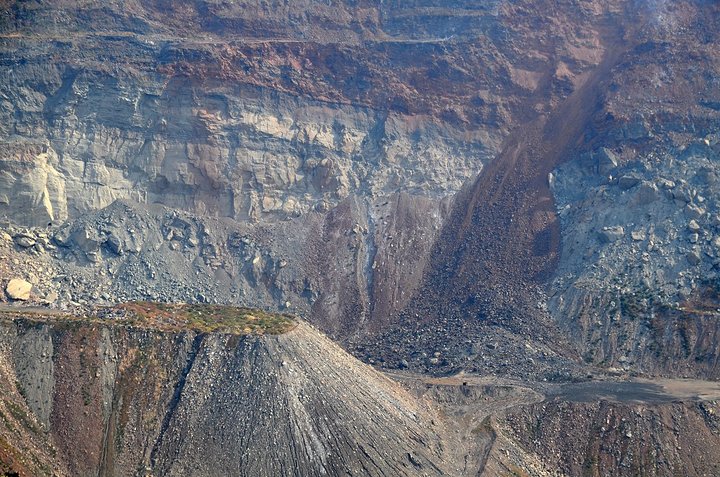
<box><xmin>618</xmin><ymin>175</ymin><xmax>641</xmax><ymax>190</ymax></box>
<box><xmin>106</xmin><ymin>233</ymin><xmax>123</xmax><ymax>255</ymax></box>
<box><xmin>687</xmin><ymin>250</ymin><xmax>702</xmax><ymax>265</ymax></box>
<box><xmin>14</xmin><ymin>234</ymin><xmax>36</xmax><ymax>248</ymax></box>
<box><xmin>631</xmin><ymin>230</ymin><xmax>646</xmax><ymax>241</ymax></box>
<box><xmin>599</xmin><ymin>226</ymin><xmax>624</xmax><ymax>243</ymax></box>
<box><xmin>635</xmin><ymin>182</ymin><xmax>659</xmax><ymax>205</ymax></box>
<box><xmin>6</xmin><ymin>278</ymin><xmax>32</xmax><ymax>300</ymax></box>
<box><xmin>674</xmin><ymin>187</ymin><xmax>693</xmax><ymax>203</ymax></box>
<box><xmin>685</xmin><ymin>203</ymin><xmax>706</xmax><ymax>220</ymax></box>
<box><xmin>596</xmin><ymin>148</ymin><xmax>618</xmax><ymax>175</ymax></box>
<box><xmin>53</xmin><ymin>225</ymin><xmax>73</xmax><ymax>247</ymax></box>
<box><xmin>71</xmin><ymin>226</ymin><xmax>101</xmax><ymax>253</ymax></box>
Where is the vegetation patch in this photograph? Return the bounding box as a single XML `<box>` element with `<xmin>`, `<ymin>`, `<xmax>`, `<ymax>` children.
<box><xmin>110</xmin><ymin>302</ymin><xmax>296</xmax><ymax>335</ymax></box>
<box><xmin>3</xmin><ymin>401</ymin><xmax>39</xmax><ymax>436</ymax></box>
<box><xmin>0</xmin><ymin>303</ymin><xmax>296</xmax><ymax>336</ymax></box>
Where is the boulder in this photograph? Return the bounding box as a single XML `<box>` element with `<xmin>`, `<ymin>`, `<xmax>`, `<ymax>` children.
<box><xmin>618</xmin><ymin>175</ymin><xmax>641</xmax><ymax>190</ymax></box>
<box><xmin>53</xmin><ymin>225</ymin><xmax>73</xmax><ymax>247</ymax></box>
<box><xmin>684</xmin><ymin>203</ymin><xmax>706</xmax><ymax>220</ymax></box>
<box><xmin>71</xmin><ymin>226</ymin><xmax>101</xmax><ymax>253</ymax></box>
<box><xmin>631</xmin><ymin>230</ymin><xmax>646</xmax><ymax>241</ymax></box>
<box><xmin>635</xmin><ymin>182</ymin><xmax>659</xmax><ymax>205</ymax></box>
<box><xmin>43</xmin><ymin>291</ymin><xmax>59</xmax><ymax>303</ymax></box>
<box><xmin>658</xmin><ymin>178</ymin><xmax>676</xmax><ymax>189</ymax></box>
<box><xmin>547</xmin><ymin>172</ymin><xmax>556</xmax><ymax>189</ymax></box>
<box><xmin>687</xmin><ymin>250</ymin><xmax>702</xmax><ymax>266</ymax></box>
<box><xmin>596</xmin><ymin>148</ymin><xmax>618</xmax><ymax>175</ymax></box>
<box><xmin>6</xmin><ymin>278</ymin><xmax>32</xmax><ymax>300</ymax></box>
<box><xmin>695</xmin><ymin>167</ymin><xmax>717</xmax><ymax>186</ymax></box>
<box><xmin>14</xmin><ymin>234</ymin><xmax>36</xmax><ymax>248</ymax></box>
<box><xmin>599</xmin><ymin>226</ymin><xmax>625</xmax><ymax>243</ymax></box>
<box><xmin>106</xmin><ymin>232</ymin><xmax>123</xmax><ymax>255</ymax></box>
<box><xmin>673</xmin><ymin>187</ymin><xmax>693</xmax><ymax>204</ymax></box>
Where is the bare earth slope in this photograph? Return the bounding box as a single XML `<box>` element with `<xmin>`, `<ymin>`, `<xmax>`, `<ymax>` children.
<box><xmin>0</xmin><ymin>311</ymin><xmax>449</xmax><ymax>477</ymax></box>
<box><xmin>2</xmin><ymin>306</ymin><xmax>720</xmax><ymax>476</ymax></box>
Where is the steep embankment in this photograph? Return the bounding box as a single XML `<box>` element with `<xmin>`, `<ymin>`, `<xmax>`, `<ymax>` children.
<box><xmin>0</xmin><ymin>310</ymin><xmax>448</xmax><ymax>477</ymax></box>
<box><xmin>3</xmin><ymin>306</ymin><xmax>720</xmax><ymax>477</ymax></box>
<box><xmin>492</xmin><ymin>398</ymin><xmax>720</xmax><ymax>476</ymax></box>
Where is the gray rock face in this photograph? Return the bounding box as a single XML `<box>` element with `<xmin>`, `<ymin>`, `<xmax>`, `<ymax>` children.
<box><xmin>0</xmin><ymin>8</ymin><xmax>507</xmax><ymax>228</ymax></box>
<box><xmin>11</xmin><ymin>324</ymin><xmax>55</xmax><ymax>428</ymax></box>
<box><xmin>2</xmin><ymin>86</ymin><xmax>491</xmax><ymax>225</ymax></box>
<box><xmin>0</xmin><ymin>0</ymin><xmax>627</xmax><ymax>230</ymax></box>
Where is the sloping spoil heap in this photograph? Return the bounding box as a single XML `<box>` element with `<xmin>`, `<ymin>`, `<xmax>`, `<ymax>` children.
<box><xmin>0</xmin><ymin>304</ymin><xmax>448</xmax><ymax>477</ymax></box>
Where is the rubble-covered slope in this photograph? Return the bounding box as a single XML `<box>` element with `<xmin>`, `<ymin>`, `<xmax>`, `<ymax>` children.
<box><xmin>0</xmin><ymin>0</ymin><xmax>629</xmax><ymax>368</ymax></box>
<box><xmin>0</xmin><ymin>312</ymin><xmax>448</xmax><ymax>477</ymax></box>
<box><xmin>492</xmin><ymin>398</ymin><xmax>720</xmax><ymax>476</ymax></box>
<box><xmin>4</xmin><ymin>0</ymin><xmax>720</xmax><ymax>382</ymax></box>
<box><xmin>0</xmin><ymin>0</ymin><xmax>622</xmax><ymax>346</ymax></box>
<box><xmin>547</xmin><ymin>0</ymin><xmax>720</xmax><ymax>377</ymax></box>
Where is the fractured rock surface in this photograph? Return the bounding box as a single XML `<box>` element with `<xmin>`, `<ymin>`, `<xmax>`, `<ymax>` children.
<box><xmin>5</xmin><ymin>278</ymin><xmax>31</xmax><ymax>301</ymax></box>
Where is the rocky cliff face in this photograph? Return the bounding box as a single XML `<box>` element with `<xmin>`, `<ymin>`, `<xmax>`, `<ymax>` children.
<box><xmin>0</xmin><ymin>1</ymin><xmax>506</xmax><ymax>226</ymax></box>
<box><xmin>0</xmin><ymin>0</ymin><xmax>624</xmax><ymax>346</ymax></box>
<box><xmin>2</xmin><ymin>0</ymin><xmax>720</xmax><ymax>378</ymax></box>
<box><xmin>0</xmin><ymin>0</ymin><xmax>621</xmax><ymax>228</ymax></box>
